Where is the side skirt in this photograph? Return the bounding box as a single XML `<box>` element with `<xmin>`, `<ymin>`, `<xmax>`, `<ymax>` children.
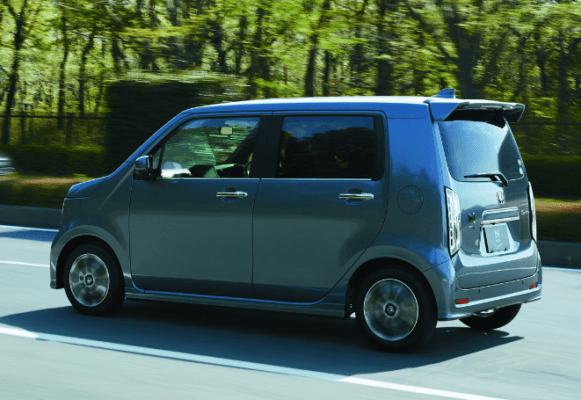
<box><xmin>125</xmin><ymin>289</ymin><xmax>347</xmax><ymax>318</ymax></box>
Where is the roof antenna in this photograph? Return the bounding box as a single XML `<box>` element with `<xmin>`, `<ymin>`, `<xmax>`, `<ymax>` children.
<box><xmin>433</xmin><ymin>88</ymin><xmax>456</xmax><ymax>99</ymax></box>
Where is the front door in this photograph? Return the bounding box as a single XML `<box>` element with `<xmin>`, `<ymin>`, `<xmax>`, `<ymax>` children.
<box><xmin>129</xmin><ymin>115</ymin><xmax>267</xmax><ymax>298</ymax></box>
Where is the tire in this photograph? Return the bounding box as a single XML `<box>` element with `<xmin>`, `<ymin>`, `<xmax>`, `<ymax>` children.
<box><xmin>459</xmin><ymin>304</ymin><xmax>521</xmax><ymax>330</ymax></box>
<box><xmin>355</xmin><ymin>266</ymin><xmax>437</xmax><ymax>352</ymax></box>
<box><xmin>63</xmin><ymin>242</ymin><xmax>125</xmax><ymax>315</ymax></box>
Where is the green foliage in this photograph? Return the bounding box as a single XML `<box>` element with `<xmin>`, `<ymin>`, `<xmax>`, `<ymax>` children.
<box><xmin>0</xmin><ymin>0</ymin><xmax>580</xmax><ymax>154</ymax></box>
<box><xmin>0</xmin><ymin>144</ymin><xmax>107</xmax><ymax>177</ymax></box>
<box><xmin>104</xmin><ymin>71</ymin><xmax>249</xmax><ymax>171</ymax></box>
<box><xmin>522</xmin><ymin>155</ymin><xmax>581</xmax><ymax>198</ymax></box>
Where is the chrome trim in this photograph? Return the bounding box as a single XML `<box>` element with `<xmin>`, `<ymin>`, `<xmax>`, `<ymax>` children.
<box><xmin>481</xmin><ymin>216</ymin><xmax>520</xmax><ymax>225</ymax></box>
<box><xmin>481</xmin><ymin>207</ymin><xmax>519</xmax><ymax>225</ymax></box>
<box><xmin>339</xmin><ymin>193</ymin><xmax>374</xmax><ymax>200</ymax></box>
<box><xmin>216</xmin><ymin>191</ymin><xmax>248</xmax><ymax>198</ymax></box>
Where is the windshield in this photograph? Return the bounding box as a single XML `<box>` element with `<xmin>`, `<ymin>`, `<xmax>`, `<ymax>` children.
<box><xmin>438</xmin><ymin>113</ymin><xmax>524</xmax><ymax>182</ymax></box>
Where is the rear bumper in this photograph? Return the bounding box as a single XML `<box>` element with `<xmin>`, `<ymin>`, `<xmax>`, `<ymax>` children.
<box><xmin>424</xmin><ymin>244</ymin><xmax>542</xmax><ymax>321</ymax></box>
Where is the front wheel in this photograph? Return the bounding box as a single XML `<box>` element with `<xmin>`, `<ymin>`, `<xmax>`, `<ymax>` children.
<box><xmin>355</xmin><ymin>267</ymin><xmax>437</xmax><ymax>352</ymax></box>
<box><xmin>459</xmin><ymin>304</ymin><xmax>521</xmax><ymax>330</ymax></box>
<box><xmin>63</xmin><ymin>243</ymin><xmax>125</xmax><ymax>315</ymax></box>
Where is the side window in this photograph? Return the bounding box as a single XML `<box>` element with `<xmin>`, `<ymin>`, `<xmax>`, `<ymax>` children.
<box><xmin>276</xmin><ymin>116</ymin><xmax>376</xmax><ymax>179</ymax></box>
<box><xmin>153</xmin><ymin>117</ymin><xmax>259</xmax><ymax>179</ymax></box>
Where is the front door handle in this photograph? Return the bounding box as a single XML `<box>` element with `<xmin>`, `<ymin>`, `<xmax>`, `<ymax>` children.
<box><xmin>339</xmin><ymin>193</ymin><xmax>374</xmax><ymax>200</ymax></box>
<box><xmin>216</xmin><ymin>191</ymin><xmax>248</xmax><ymax>198</ymax></box>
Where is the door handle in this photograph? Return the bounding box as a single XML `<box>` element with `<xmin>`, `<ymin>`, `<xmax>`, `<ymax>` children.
<box><xmin>339</xmin><ymin>193</ymin><xmax>374</xmax><ymax>200</ymax></box>
<box><xmin>216</xmin><ymin>191</ymin><xmax>248</xmax><ymax>198</ymax></box>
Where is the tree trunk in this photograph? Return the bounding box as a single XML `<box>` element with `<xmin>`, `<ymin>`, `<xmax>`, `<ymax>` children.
<box><xmin>58</xmin><ymin>10</ymin><xmax>69</xmax><ymax>130</ymax></box>
<box><xmin>322</xmin><ymin>51</ymin><xmax>331</xmax><ymax>96</ymax></box>
<box><xmin>235</xmin><ymin>14</ymin><xmax>247</xmax><ymax>75</ymax></box>
<box><xmin>2</xmin><ymin>0</ymin><xmax>29</xmax><ymax>146</ymax></box>
<box><xmin>305</xmin><ymin>41</ymin><xmax>317</xmax><ymax>97</ymax></box>
<box><xmin>78</xmin><ymin>28</ymin><xmax>96</xmax><ymax>117</ymax></box>
<box><xmin>248</xmin><ymin>5</ymin><xmax>266</xmax><ymax>98</ymax></box>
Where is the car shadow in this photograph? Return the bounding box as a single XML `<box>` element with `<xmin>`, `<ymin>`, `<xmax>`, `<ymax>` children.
<box><xmin>0</xmin><ymin>229</ymin><xmax>56</xmax><ymax>242</ymax></box>
<box><xmin>0</xmin><ymin>300</ymin><xmax>523</xmax><ymax>376</ymax></box>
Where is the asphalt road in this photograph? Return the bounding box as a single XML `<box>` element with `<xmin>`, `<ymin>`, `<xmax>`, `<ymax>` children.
<box><xmin>1</xmin><ymin>225</ymin><xmax>580</xmax><ymax>400</ymax></box>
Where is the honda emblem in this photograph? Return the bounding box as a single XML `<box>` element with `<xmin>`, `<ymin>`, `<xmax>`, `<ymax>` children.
<box><xmin>496</xmin><ymin>191</ymin><xmax>505</xmax><ymax>204</ymax></box>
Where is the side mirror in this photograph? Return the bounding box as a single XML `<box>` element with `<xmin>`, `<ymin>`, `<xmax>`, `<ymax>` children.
<box><xmin>134</xmin><ymin>155</ymin><xmax>155</xmax><ymax>180</ymax></box>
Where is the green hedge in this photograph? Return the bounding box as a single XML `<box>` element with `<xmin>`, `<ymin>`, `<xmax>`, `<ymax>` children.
<box><xmin>0</xmin><ymin>144</ymin><xmax>108</xmax><ymax>177</ymax></box>
<box><xmin>105</xmin><ymin>72</ymin><xmax>248</xmax><ymax>172</ymax></box>
<box><xmin>522</xmin><ymin>155</ymin><xmax>581</xmax><ymax>198</ymax></box>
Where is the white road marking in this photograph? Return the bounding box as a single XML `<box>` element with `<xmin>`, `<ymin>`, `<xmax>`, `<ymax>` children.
<box><xmin>0</xmin><ymin>326</ymin><xmax>507</xmax><ymax>400</ymax></box>
<box><xmin>543</xmin><ymin>266</ymin><xmax>581</xmax><ymax>273</ymax></box>
<box><xmin>0</xmin><ymin>224</ymin><xmax>58</xmax><ymax>233</ymax></box>
<box><xmin>0</xmin><ymin>260</ymin><xmax>49</xmax><ymax>268</ymax></box>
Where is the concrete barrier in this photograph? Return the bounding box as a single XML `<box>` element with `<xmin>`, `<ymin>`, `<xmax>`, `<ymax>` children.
<box><xmin>0</xmin><ymin>205</ymin><xmax>580</xmax><ymax>268</ymax></box>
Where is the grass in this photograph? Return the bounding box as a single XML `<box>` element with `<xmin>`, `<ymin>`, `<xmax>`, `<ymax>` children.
<box><xmin>0</xmin><ymin>173</ymin><xmax>90</xmax><ymax>209</ymax></box>
<box><xmin>1</xmin><ymin>173</ymin><xmax>580</xmax><ymax>243</ymax></box>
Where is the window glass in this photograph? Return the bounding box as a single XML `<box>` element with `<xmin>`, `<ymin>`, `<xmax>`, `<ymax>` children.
<box><xmin>276</xmin><ymin>116</ymin><xmax>375</xmax><ymax>179</ymax></box>
<box><xmin>438</xmin><ymin>112</ymin><xmax>523</xmax><ymax>181</ymax></box>
<box><xmin>155</xmin><ymin>117</ymin><xmax>259</xmax><ymax>178</ymax></box>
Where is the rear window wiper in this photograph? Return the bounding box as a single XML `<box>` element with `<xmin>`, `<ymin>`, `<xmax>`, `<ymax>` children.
<box><xmin>464</xmin><ymin>172</ymin><xmax>508</xmax><ymax>186</ymax></box>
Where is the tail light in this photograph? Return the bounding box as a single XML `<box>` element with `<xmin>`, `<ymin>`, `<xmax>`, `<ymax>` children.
<box><xmin>528</xmin><ymin>184</ymin><xmax>537</xmax><ymax>242</ymax></box>
<box><xmin>446</xmin><ymin>188</ymin><xmax>462</xmax><ymax>256</ymax></box>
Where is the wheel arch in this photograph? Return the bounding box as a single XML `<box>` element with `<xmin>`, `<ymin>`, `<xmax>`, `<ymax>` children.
<box><xmin>345</xmin><ymin>257</ymin><xmax>437</xmax><ymax>315</ymax></box>
<box><xmin>56</xmin><ymin>235</ymin><xmax>123</xmax><ymax>289</ymax></box>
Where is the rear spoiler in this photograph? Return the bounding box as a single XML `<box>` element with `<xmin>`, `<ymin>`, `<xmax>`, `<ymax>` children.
<box><xmin>424</xmin><ymin>99</ymin><xmax>526</xmax><ymax>123</ymax></box>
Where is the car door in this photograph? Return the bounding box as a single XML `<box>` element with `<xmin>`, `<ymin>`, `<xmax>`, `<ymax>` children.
<box><xmin>129</xmin><ymin>114</ymin><xmax>269</xmax><ymax>298</ymax></box>
<box><xmin>252</xmin><ymin>112</ymin><xmax>388</xmax><ymax>302</ymax></box>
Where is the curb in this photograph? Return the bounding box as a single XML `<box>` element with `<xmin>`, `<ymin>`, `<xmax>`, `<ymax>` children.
<box><xmin>0</xmin><ymin>205</ymin><xmax>580</xmax><ymax>268</ymax></box>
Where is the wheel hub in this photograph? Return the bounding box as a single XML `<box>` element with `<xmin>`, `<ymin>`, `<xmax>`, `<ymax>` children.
<box><xmin>363</xmin><ymin>278</ymin><xmax>419</xmax><ymax>341</ymax></box>
<box><xmin>69</xmin><ymin>254</ymin><xmax>110</xmax><ymax>307</ymax></box>
<box><xmin>385</xmin><ymin>303</ymin><xmax>397</xmax><ymax>316</ymax></box>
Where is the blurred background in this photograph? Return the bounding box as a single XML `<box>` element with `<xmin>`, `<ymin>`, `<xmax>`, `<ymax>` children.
<box><xmin>0</xmin><ymin>0</ymin><xmax>579</xmax><ymax>241</ymax></box>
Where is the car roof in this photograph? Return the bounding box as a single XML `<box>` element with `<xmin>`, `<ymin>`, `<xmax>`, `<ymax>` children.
<box><xmin>182</xmin><ymin>96</ymin><xmax>525</xmax><ymax>122</ymax></box>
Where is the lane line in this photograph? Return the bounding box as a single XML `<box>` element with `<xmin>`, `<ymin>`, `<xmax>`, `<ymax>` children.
<box><xmin>543</xmin><ymin>266</ymin><xmax>581</xmax><ymax>273</ymax></box>
<box><xmin>0</xmin><ymin>326</ymin><xmax>506</xmax><ymax>400</ymax></box>
<box><xmin>0</xmin><ymin>260</ymin><xmax>49</xmax><ymax>268</ymax></box>
<box><xmin>0</xmin><ymin>224</ymin><xmax>58</xmax><ymax>233</ymax></box>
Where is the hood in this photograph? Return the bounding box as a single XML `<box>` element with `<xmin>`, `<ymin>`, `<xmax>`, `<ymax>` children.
<box><xmin>66</xmin><ymin>176</ymin><xmax>107</xmax><ymax>199</ymax></box>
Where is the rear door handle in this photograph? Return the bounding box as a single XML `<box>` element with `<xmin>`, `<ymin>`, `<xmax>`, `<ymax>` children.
<box><xmin>216</xmin><ymin>191</ymin><xmax>248</xmax><ymax>198</ymax></box>
<box><xmin>338</xmin><ymin>193</ymin><xmax>374</xmax><ymax>200</ymax></box>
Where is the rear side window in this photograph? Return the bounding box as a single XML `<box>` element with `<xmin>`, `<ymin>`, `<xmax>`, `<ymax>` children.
<box><xmin>438</xmin><ymin>111</ymin><xmax>524</xmax><ymax>181</ymax></box>
<box><xmin>276</xmin><ymin>116</ymin><xmax>376</xmax><ymax>179</ymax></box>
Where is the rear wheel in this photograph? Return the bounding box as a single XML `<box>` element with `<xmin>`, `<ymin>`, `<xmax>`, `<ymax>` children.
<box><xmin>355</xmin><ymin>267</ymin><xmax>437</xmax><ymax>352</ymax></box>
<box><xmin>63</xmin><ymin>243</ymin><xmax>125</xmax><ymax>315</ymax></box>
<box><xmin>459</xmin><ymin>304</ymin><xmax>521</xmax><ymax>330</ymax></box>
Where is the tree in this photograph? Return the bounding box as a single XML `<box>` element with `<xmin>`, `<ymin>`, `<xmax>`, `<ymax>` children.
<box><xmin>1</xmin><ymin>0</ymin><xmax>42</xmax><ymax>145</ymax></box>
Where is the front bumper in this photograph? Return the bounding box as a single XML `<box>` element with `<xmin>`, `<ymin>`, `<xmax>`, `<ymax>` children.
<box><xmin>424</xmin><ymin>246</ymin><xmax>543</xmax><ymax>321</ymax></box>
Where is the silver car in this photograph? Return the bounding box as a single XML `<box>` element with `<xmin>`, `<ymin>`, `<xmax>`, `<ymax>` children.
<box><xmin>50</xmin><ymin>89</ymin><xmax>542</xmax><ymax>352</ymax></box>
<box><xmin>0</xmin><ymin>152</ymin><xmax>15</xmax><ymax>176</ymax></box>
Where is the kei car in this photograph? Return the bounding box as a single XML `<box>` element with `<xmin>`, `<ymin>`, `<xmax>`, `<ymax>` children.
<box><xmin>50</xmin><ymin>89</ymin><xmax>542</xmax><ymax>351</ymax></box>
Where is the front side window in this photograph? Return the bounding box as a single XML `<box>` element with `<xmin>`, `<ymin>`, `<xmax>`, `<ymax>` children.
<box><xmin>153</xmin><ymin>117</ymin><xmax>259</xmax><ymax>178</ymax></box>
<box><xmin>276</xmin><ymin>116</ymin><xmax>376</xmax><ymax>179</ymax></box>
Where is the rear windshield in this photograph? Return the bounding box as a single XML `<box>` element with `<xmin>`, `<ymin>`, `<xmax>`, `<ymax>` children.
<box><xmin>438</xmin><ymin>111</ymin><xmax>524</xmax><ymax>182</ymax></box>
